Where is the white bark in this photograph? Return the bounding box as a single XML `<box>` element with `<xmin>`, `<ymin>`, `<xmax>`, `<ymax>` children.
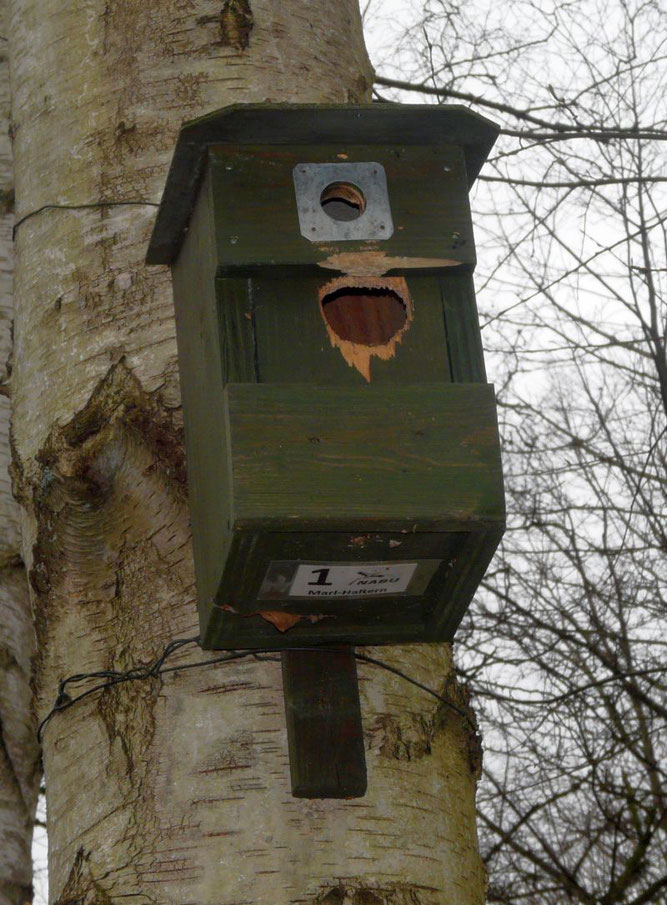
<box><xmin>0</xmin><ymin>568</ymin><xmax>37</xmax><ymax>905</ymax></box>
<box><xmin>0</xmin><ymin>1</ymin><xmax>40</xmax><ymax>901</ymax></box>
<box><xmin>8</xmin><ymin>3</ymin><xmax>486</xmax><ymax>904</ymax></box>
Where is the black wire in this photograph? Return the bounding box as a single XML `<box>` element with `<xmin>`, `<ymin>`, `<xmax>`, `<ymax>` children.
<box><xmin>13</xmin><ymin>200</ymin><xmax>160</xmax><ymax>239</ymax></box>
<box><xmin>37</xmin><ymin>636</ymin><xmax>476</xmax><ymax>742</ymax></box>
<box><xmin>353</xmin><ymin>650</ymin><xmax>474</xmax><ymax>726</ymax></box>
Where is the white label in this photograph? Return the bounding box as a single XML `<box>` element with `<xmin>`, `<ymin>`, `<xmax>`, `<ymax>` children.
<box><xmin>289</xmin><ymin>562</ymin><xmax>418</xmax><ymax>598</ymax></box>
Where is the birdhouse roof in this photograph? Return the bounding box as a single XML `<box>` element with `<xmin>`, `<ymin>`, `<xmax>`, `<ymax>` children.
<box><xmin>146</xmin><ymin>103</ymin><xmax>499</xmax><ymax>266</ymax></box>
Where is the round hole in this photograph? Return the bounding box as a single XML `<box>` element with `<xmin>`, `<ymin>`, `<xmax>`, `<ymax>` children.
<box><xmin>320</xmin><ymin>182</ymin><xmax>366</xmax><ymax>222</ymax></box>
<box><xmin>321</xmin><ymin>286</ymin><xmax>407</xmax><ymax>346</ymax></box>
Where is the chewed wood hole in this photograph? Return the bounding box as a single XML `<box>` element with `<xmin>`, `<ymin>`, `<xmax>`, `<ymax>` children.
<box><xmin>318</xmin><ymin>276</ymin><xmax>413</xmax><ymax>382</ymax></box>
<box><xmin>321</xmin><ymin>286</ymin><xmax>407</xmax><ymax>346</ymax></box>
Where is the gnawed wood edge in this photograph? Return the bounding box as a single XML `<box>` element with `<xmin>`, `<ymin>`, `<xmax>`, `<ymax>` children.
<box><xmin>318</xmin><ymin>250</ymin><xmax>462</xmax><ymax>276</ymax></box>
<box><xmin>318</xmin><ymin>275</ymin><xmax>413</xmax><ymax>381</ymax></box>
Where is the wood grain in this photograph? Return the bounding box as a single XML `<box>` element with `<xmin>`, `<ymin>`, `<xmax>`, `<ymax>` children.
<box><xmin>226</xmin><ymin>382</ymin><xmax>504</xmax><ymax>529</ymax></box>
<box><xmin>282</xmin><ymin>647</ymin><xmax>367</xmax><ymax>798</ymax></box>
<box><xmin>207</xmin><ymin>142</ymin><xmax>476</xmax><ymax>271</ymax></box>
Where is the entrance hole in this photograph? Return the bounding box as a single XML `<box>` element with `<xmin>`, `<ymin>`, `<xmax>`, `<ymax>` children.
<box><xmin>320</xmin><ymin>182</ymin><xmax>366</xmax><ymax>222</ymax></box>
<box><xmin>321</xmin><ymin>286</ymin><xmax>408</xmax><ymax>346</ymax></box>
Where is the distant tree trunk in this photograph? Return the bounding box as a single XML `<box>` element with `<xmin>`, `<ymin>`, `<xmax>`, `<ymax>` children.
<box><xmin>0</xmin><ymin>0</ymin><xmax>40</xmax><ymax>902</ymax></box>
<box><xmin>8</xmin><ymin>3</ymin><xmax>486</xmax><ymax>903</ymax></box>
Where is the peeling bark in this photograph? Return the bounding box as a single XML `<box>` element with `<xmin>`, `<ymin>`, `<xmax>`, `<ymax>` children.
<box><xmin>23</xmin><ymin>360</ymin><xmax>190</xmax><ymax>705</ymax></box>
<box><xmin>220</xmin><ymin>0</ymin><xmax>254</xmax><ymax>50</ymax></box>
<box><xmin>367</xmin><ymin>675</ymin><xmax>483</xmax><ymax>778</ymax></box>
<box><xmin>317</xmin><ymin>884</ymin><xmax>430</xmax><ymax>905</ymax></box>
<box><xmin>8</xmin><ymin>2</ymin><xmax>485</xmax><ymax>903</ymax></box>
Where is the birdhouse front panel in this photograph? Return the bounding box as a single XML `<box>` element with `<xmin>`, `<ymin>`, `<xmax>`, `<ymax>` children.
<box><xmin>148</xmin><ymin>105</ymin><xmax>505</xmax><ymax>650</ymax></box>
<box><xmin>206</xmin><ymin>142</ymin><xmax>476</xmax><ymax>270</ymax></box>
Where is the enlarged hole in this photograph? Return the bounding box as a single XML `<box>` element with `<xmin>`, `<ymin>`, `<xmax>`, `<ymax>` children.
<box><xmin>321</xmin><ymin>286</ymin><xmax>407</xmax><ymax>346</ymax></box>
<box><xmin>320</xmin><ymin>182</ymin><xmax>366</xmax><ymax>222</ymax></box>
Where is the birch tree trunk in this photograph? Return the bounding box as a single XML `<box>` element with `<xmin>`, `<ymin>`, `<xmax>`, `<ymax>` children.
<box><xmin>8</xmin><ymin>3</ymin><xmax>486</xmax><ymax>903</ymax></box>
<box><xmin>0</xmin><ymin>0</ymin><xmax>40</xmax><ymax>900</ymax></box>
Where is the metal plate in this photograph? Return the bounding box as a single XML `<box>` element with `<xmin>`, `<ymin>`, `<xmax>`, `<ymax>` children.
<box><xmin>293</xmin><ymin>162</ymin><xmax>394</xmax><ymax>242</ymax></box>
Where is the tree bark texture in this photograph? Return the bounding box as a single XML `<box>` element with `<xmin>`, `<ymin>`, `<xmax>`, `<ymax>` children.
<box><xmin>0</xmin><ymin>0</ymin><xmax>40</xmax><ymax>900</ymax></box>
<box><xmin>8</xmin><ymin>2</ymin><xmax>486</xmax><ymax>903</ymax></box>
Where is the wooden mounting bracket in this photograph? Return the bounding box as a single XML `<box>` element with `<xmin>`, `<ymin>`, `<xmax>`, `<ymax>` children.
<box><xmin>281</xmin><ymin>647</ymin><xmax>367</xmax><ymax>798</ymax></box>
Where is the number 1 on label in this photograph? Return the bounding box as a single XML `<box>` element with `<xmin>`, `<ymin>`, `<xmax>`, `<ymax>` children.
<box><xmin>308</xmin><ymin>568</ymin><xmax>333</xmax><ymax>586</ymax></box>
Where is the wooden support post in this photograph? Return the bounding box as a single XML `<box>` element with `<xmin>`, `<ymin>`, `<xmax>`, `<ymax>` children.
<box><xmin>281</xmin><ymin>647</ymin><xmax>367</xmax><ymax>798</ymax></box>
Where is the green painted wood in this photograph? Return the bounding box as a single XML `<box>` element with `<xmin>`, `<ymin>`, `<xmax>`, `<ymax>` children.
<box><xmin>212</xmin><ymin>527</ymin><xmax>458</xmax><ymax>612</ymax></box>
<box><xmin>282</xmin><ymin>647</ymin><xmax>366</xmax><ymax>798</ymax></box>
<box><xmin>206</xmin><ymin>601</ymin><xmax>430</xmax><ymax>649</ymax></box>
<box><xmin>429</xmin><ymin>528</ymin><xmax>505</xmax><ymax>639</ymax></box>
<box><xmin>200</xmin><ymin>531</ymin><xmax>506</xmax><ymax>650</ymax></box>
<box><xmin>170</xmin><ymin>169</ymin><xmax>233</xmax><ymax>640</ymax></box>
<box><xmin>248</xmin><ymin>274</ymin><xmax>360</xmax><ymax>387</ymax></box>
<box><xmin>157</xmin><ymin>104</ymin><xmax>505</xmax><ymax>804</ymax></box>
<box><xmin>146</xmin><ymin>104</ymin><xmax>499</xmax><ymax>265</ymax></box>
<box><xmin>208</xmin><ymin>143</ymin><xmax>475</xmax><ymax>271</ymax></box>
<box><xmin>160</xmin><ymin>105</ymin><xmax>504</xmax><ymax>657</ymax></box>
<box><xmin>248</xmin><ymin>273</ymin><xmax>450</xmax><ymax>386</ymax></box>
<box><xmin>216</xmin><ymin>276</ymin><xmax>258</xmax><ymax>384</ymax></box>
<box><xmin>441</xmin><ymin>272</ymin><xmax>488</xmax><ymax>382</ymax></box>
<box><xmin>195</xmin><ymin>523</ymin><xmax>504</xmax><ymax>650</ymax></box>
<box><xmin>225</xmin><ymin>382</ymin><xmax>504</xmax><ymax>530</ymax></box>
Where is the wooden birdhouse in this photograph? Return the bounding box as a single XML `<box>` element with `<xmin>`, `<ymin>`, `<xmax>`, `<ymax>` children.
<box><xmin>146</xmin><ymin>104</ymin><xmax>504</xmax><ymax>653</ymax></box>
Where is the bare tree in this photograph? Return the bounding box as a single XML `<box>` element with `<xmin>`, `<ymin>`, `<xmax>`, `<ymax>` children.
<box><xmin>370</xmin><ymin>1</ymin><xmax>666</xmax><ymax>902</ymax></box>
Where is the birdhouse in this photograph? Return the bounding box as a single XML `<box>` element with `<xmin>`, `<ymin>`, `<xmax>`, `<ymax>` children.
<box><xmin>147</xmin><ymin>104</ymin><xmax>504</xmax><ymax>653</ymax></box>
